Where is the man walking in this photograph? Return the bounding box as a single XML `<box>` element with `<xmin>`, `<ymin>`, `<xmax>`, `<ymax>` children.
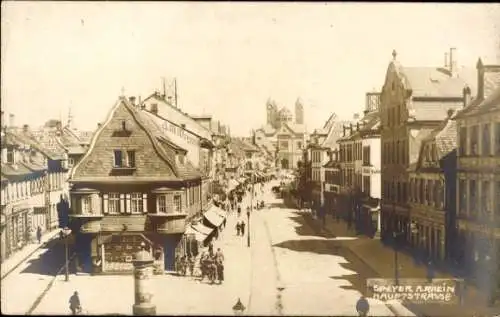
<box><xmin>240</xmin><ymin>220</ymin><xmax>246</xmax><ymax>236</ymax></box>
<box><xmin>215</xmin><ymin>248</ymin><xmax>225</xmax><ymax>284</ymax></box>
<box><xmin>236</xmin><ymin>221</ymin><xmax>241</xmax><ymax>236</ymax></box>
<box><xmin>36</xmin><ymin>226</ymin><xmax>42</xmax><ymax>244</ymax></box>
<box><xmin>69</xmin><ymin>291</ymin><xmax>81</xmax><ymax>315</ymax></box>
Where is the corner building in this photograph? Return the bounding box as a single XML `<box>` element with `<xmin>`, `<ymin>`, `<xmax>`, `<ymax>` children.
<box><xmin>69</xmin><ymin>96</ymin><xmax>203</xmax><ymax>274</ymax></box>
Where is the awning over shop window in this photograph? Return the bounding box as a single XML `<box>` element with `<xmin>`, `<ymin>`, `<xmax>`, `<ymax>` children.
<box><xmin>226</xmin><ymin>179</ymin><xmax>240</xmax><ymax>193</ymax></box>
<box><xmin>185</xmin><ymin>224</ymin><xmax>212</xmax><ymax>242</ymax></box>
<box><xmin>203</xmin><ymin>206</ymin><xmax>225</xmax><ymax>227</ymax></box>
<box><xmin>210</xmin><ymin>205</ymin><xmax>227</xmax><ymax>219</ymax></box>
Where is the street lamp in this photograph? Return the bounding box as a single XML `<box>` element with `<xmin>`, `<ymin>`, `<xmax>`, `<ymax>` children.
<box><xmin>232</xmin><ymin>298</ymin><xmax>246</xmax><ymax>316</ymax></box>
<box><xmin>62</xmin><ymin>227</ymin><xmax>72</xmax><ymax>282</ymax></box>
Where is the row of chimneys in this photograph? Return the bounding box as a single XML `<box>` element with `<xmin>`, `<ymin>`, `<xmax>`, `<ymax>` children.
<box><xmin>0</xmin><ymin>112</ymin><xmax>30</xmax><ymax>132</ymax></box>
<box><xmin>342</xmin><ymin>121</ymin><xmax>365</xmax><ymax>137</ymax></box>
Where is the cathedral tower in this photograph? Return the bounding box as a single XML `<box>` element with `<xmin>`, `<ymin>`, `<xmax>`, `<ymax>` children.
<box><xmin>295</xmin><ymin>98</ymin><xmax>304</xmax><ymax>124</ymax></box>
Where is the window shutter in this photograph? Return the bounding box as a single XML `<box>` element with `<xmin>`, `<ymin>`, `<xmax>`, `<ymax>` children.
<box><xmin>142</xmin><ymin>193</ymin><xmax>148</xmax><ymax>213</ymax></box>
<box><xmin>103</xmin><ymin>194</ymin><xmax>109</xmax><ymax>214</ymax></box>
<box><xmin>126</xmin><ymin>194</ymin><xmax>131</xmax><ymax>213</ymax></box>
<box><xmin>120</xmin><ymin>194</ymin><xmax>125</xmax><ymax>213</ymax></box>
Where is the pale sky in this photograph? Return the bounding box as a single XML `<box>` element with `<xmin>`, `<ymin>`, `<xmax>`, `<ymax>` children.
<box><xmin>2</xmin><ymin>2</ymin><xmax>500</xmax><ymax>136</ymax></box>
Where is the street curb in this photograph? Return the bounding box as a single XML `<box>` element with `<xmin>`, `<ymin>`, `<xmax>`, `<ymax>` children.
<box><xmin>261</xmin><ymin>213</ymin><xmax>284</xmax><ymax>315</ymax></box>
<box><xmin>302</xmin><ymin>213</ymin><xmax>420</xmax><ymax>317</ymax></box>
<box><xmin>1</xmin><ymin>231</ymin><xmax>60</xmax><ymax>280</ymax></box>
<box><xmin>26</xmin><ymin>253</ymin><xmax>77</xmax><ymax>315</ymax></box>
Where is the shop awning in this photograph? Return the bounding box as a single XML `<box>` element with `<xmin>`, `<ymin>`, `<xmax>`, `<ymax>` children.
<box><xmin>185</xmin><ymin>224</ymin><xmax>213</xmax><ymax>242</ymax></box>
<box><xmin>203</xmin><ymin>206</ymin><xmax>225</xmax><ymax>227</ymax></box>
<box><xmin>210</xmin><ymin>205</ymin><xmax>227</xmax><ymax>219</ymax></box>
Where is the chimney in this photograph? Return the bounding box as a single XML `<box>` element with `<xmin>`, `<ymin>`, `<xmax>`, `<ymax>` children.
<box><xmin>447</xmin><ymin>109</ymin><xmax>455</xmax><ymax>118</ymax></box>
<box><xmin>349</xmin><ymin>123</ymin><xmax>353</xmax><ymax>134</ymax></box>
<box><xmin>342</xmin><ymin>126</ymin><xmax>346</xmax><ymax>137</ymax></box>
<box><xmin>462</xmin><ymin>86</ymin><xmax>472</xmax><ymax>108</ymax></box>
<box><xmin>9</xmin><ymin>114</ymin><xmax>14</xmax><ymax>128</ymax></box>
<box><xmin>97</xmin><ymin>122</ymin><xmax>102</xmax><ymax>129</ymax></box>
<box><xmin>23</xmin><ymin>124</ymin><xmax>29</xmax><ymax>133</ymax></box>
<box><xmin>476</xmin><ymin>58</ymin><xmax>485</xmax><ymax>100</ymax></box>
<box><xmin>444</xmin><ymin>52</ymin><xmax>449</xmax><ymax>68</ymax></box>
<box><xmin>449</xmin><ymin>47</ymin><xmax>457</xmax><ymax>77</ymax></box>
<box><xmin>129</xmin><ymin>96</ymin><xmax>136</xmax><ymax>106</ymax></box>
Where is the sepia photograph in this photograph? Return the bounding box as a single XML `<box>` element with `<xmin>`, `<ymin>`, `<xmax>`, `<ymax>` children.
<box><xmin>1</xmin><ymin>2</ymin><xmax>500</xmax><ymax>316</ymax></box>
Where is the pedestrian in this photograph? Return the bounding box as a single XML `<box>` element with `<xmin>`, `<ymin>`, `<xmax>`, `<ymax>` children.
<box><xmin>237</xmin><ymin>204</ymin><xmax>241</xmax><ymax>217</ymax></box>
<box><xmin>236</xmin><ymin>221</ymin><xmax>241</xmax><ymax>236</ymax></box>
<box><xmin>215</xmin><ymin>248</ymin><xmax>225</xmax><ymax>283</ymax></box>
<box><xmin>240</xmin><ymin>220</ymin><xmax>246</xmax><ymax>236</ymax></box>
<box><xmin>69</xmin><ymin>291</ymin><xmax>81</xmax><ymax>315</ymax></box>
<box><xmin>208</xmin><ymin>242</ymin><xmax>214</xmax><ymax>256</ymax></box>
<box><xmin>36</xmin><ymin>226</ymin><xmax>42</xmax><ymax>244</ymax></box>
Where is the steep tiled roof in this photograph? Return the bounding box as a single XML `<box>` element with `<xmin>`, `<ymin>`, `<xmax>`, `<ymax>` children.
<box><xmin>135</xmin><ymin>108</ymin><xmax>201</xmax><ymax>180</ymax></box>
<box><xmin>321</xmin><ymin>121</ymin><xmax>347</xmax><ymax>149</ymax></box>
<box><xmin>393</xmin><ymin>63</ymin><xmax>476</xmax><ymax>98</ymax></box>
<box><xmin>409</xmin><ymin>128</ymin><xmax>434</xmax><ymax>165</ymax></box>
<box><xmin>421</xmin><ymin>114</ymin><xmax>458</xmax><ymax>159</ymax></box>
<box><xmin>456</xmin><ymin>86</ymin><xmax>500</xmax><ymax>119</ymax></box>
<box><xmin>72</xmin><ymin>97</ymin><xmax>201</xmax><ymax>181</ymax></box>
<box><xmin>142</xmin><ymin>93</ymin><xmax>212</xmax><ymax>141</ymax></box>
<box><xmin>408</xmin><ymin>100</ymin><xmax>463</xmax><ymax>122</ymax></box>
<box><xmin>7</xmin><ymin>130</ymin><xmax>64</xmax><ymax>160</ymax></box>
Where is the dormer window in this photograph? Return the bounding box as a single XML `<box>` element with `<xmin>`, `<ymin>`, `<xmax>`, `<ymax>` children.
<box><xmin>113</xmin><ymin>150</ymin><xmax>136</xmax><ymax>168</ymax></box>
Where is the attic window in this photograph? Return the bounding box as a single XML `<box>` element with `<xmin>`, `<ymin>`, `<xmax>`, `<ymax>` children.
<box><xmin>122</xmin><ymin>120</ymin><xmax>127</xmax><ymax>131</ymax></box>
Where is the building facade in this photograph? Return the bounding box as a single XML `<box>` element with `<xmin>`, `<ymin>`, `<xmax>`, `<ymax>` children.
<box><xmin>454</xmin><ymin>59</ymin><xmax>500</xmax><ymax>299</ymax></box>
<box><xmin>1</xmin><ymin>114</ymin><xmax>68</xmax><ymax>263</ymax></box>
<box><xmin>379</xmin><ymin>49</ymin><xmax>475</xmax><ymax>246</ymax></box>
<box><xmin>408</xmin><ymin>112</ymin><xmax>458</xmax><ymax>265</ymax></box>
<box><xmin>69</xmin><ymin>97</ymin><xmax>207</xmax><ymax>274</ymax></box>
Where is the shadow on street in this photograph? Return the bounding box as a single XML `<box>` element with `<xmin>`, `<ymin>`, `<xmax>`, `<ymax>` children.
<box><xmin>20</xmin><ymin>238</ymin><xmax>74</xmax><ymax>276</ymax></box>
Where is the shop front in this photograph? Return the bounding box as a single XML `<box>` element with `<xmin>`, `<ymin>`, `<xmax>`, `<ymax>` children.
<box><xmin>361</xmin><ymin>197</ymin><xmax>380</xmax><ymax>238</ymax></box>
<box><xmin>3</xmin><ymin>205</ymin><xmax>33</xmax><ymax>260</ymax></box>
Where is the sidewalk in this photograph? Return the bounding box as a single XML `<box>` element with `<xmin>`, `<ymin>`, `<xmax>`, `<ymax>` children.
<box><xmin>1</xmin><ymin>228</ymin><xmax>60</xmax><ymax>279</ymax></box>
<box><xmin>32</xmin><ymin>213</ymin><xmax>253</xmax><ymax>315</ymax></box>
<box><xmin>305</xmin><ymin>213</ymin><xmax>500</xmax><ymax>317</ymax></box>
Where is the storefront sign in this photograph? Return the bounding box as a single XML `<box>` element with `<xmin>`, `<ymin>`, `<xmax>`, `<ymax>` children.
<box><xmin>104</xmin><ymin>234</ymin><xmax>151</xmax><ymax>271</ymax></box>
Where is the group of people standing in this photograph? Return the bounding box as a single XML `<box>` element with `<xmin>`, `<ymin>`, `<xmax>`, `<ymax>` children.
<box><xmin>235</xmin><ymin>220</ymin><xmax>246</xmax><ymax>236</ymax></box>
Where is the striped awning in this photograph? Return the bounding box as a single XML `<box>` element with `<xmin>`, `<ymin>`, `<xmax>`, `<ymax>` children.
<box><xmin>203</xmin><ymin>206</ymin><xmax>225</xmax><ymax>227</ymax></box>
<box><xmin>185</xmin><ymin>223</ymin><xmax>213</xmax><ymax>242</ymax></box>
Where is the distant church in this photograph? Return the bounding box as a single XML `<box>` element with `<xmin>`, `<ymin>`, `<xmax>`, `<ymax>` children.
<box><xmin>254</xmin><ymin>98</ymin><xmax>307</xmax><ymax>170</ymax></box>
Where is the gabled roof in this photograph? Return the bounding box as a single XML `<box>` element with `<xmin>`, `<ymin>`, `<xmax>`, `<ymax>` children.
<box><xmin>321</xmin><ymin>120</ymin><xmax>349</xmax><ymax>149</ymax></box>
<box><xmin>6</xmin><ymin>129</ymin><xmax>65</xmax><ymax>160</ymax></box>
<box><xmin>142</xmin><ymin>92</ymin><xmax>213</xmax><ymax>141</ymax></box>
<box><xmin>387</xmin><ymin>59</ymin><xmax>476</xmax><ymax>98</ymax></box>
<box><xmin>420</xmin><ymin>113</ymin><xmax>458</xmax><ymax>160</ymax></box>
<box><xmin>408</xmin><ymin>100</ymin><xmax>463</xmax><ymax>122</ymax></box>
<box><xmin>71</xmin><ymin>97</ymin><xmax>201</xmax><ymax>181</ymax></box>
